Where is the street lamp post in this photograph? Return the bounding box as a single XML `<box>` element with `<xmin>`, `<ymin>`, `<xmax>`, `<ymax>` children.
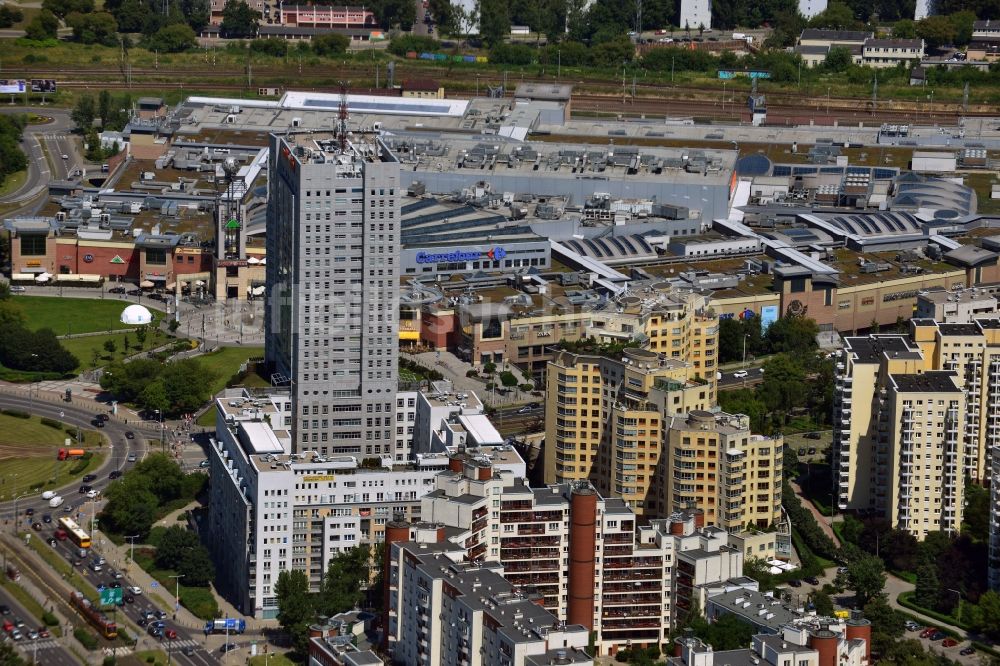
<box><xmin>155</xmin><ymin>409</ymin><xmax>164</xmax><ymax>451</ymax></box>
<box><xmin>124</xmin><ymin>534</ymin><xmax>139</xmax><ymax>572</ymax></box>
<box><xmin>169</xmin><ymin>574</ymin><xmax>184</xmax><ymax>620</ymax></box>
<box><xmin>13</xmin><ymin>491</ymin><xmax>31</xmax><ymax>536</ymax></box>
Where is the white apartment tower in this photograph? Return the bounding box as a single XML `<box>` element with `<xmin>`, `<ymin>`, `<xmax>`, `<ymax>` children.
<box><xmin>680</xmin><ymin>0</ymin><xmax>711</xmax><ymax>31</ymax></box>
<box><xmin>265</xmin><ymin>133</ymin><xmax>401</xmax><ymax>456</ymax></box>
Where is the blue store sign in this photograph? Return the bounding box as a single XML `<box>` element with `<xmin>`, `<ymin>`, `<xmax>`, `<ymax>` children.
<box><xmin>416</xmin><ymin>247</ymin><xmax>507</xmax><ymax>264</ymax></box>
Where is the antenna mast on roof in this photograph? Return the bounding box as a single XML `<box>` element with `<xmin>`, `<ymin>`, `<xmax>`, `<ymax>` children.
<box><xmin>337</xmin><ymin>80</ymin><xmax>350</xmax><ymax>152</ymax></box>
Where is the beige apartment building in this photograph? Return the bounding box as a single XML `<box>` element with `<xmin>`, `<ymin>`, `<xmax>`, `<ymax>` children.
<box><xmin>544</xmin><ymin>348</ymin><xmax>782</xmax><ymax>528</ymax></box>
<box><xmin>544</xmin><ymin>348</ymin><xmax>716</xmax><ymax>515</ymax></box>
<box><xmin>834</xmin><ymin>319</ymin><xmax>1000</xmax><ymax>539</ymax></box>
<box><xmin>662</xmin><ymin>411</ymin><xmax>784</xmax><ymax>531</ymax></box>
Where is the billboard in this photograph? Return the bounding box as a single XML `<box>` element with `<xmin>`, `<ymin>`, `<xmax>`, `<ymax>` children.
<box><xmin>30</xmin><ymin>79</ymin><xmax>57</xmax><ymax>93</ymax></box>
<box><xmin>760</xmin><ymin>305</ymin><xmax>779</xmax><ymax>332</ymax></box>
<box><xmin>0</xmin><ymin>79</ymin><xmax>26</xmax><ymax>94</ymax></box>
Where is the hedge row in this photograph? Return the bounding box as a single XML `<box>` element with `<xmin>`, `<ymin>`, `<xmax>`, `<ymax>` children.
<box><xmin>73</xmin><ymin>627</ymin><xmax>99</xmax><ymax>650</ymax></box>
<box><xmin>0</xmin><ymin>409</ymin><xmax>30</xmax><ymax>419</ymax></box>
<box><xmin>40</xmin><ymin>417</ymin><xmax>63</xmax><ymax>429</ymax></box>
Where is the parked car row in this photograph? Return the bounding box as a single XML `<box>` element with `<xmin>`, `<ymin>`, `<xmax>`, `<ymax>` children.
<box><xmin>910</xmin><ymin>624</ymin><xmax>972</xmax><ymax>653</ymax></box>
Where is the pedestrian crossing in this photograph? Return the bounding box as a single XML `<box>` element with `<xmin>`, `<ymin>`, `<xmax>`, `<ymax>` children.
<box><xmin>170</xmin><ymin>638</ymin><xmax>200</xmax><ymax>649</ymax></box>
<box><xmin>14</xmin><ymin>638</ymin><xmax>61</xmax><ymax>652</ymax></box>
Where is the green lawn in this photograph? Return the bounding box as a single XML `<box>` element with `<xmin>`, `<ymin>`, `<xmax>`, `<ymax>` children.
<box><xmin>15</xmin><ymin>296</ymin><xmax>160</xmax><ymax>336</ymax></box>
<box><xmin>127</xmin><ymin>650</ymin><xmax>169</xmax><ymax>666</ymax></box>
<box><xmin>0</xmin><ymin>412</ymin><xmax>105</xmax><ymax>497</ymax></box>
<box><xmin>134</xmin><ymin>549</ymin><xmax>219</xmax><ymax>620</ymax></box>
<box><xmin>0</xmin><ymin>169</ymin><xmax>27</xmax><ymax>198</ymax></box>
<box><xmin>250</xmin><ymin>653</ymin><xmax>298</xmax><ymax>666</ymax></box>
<box><xmin>195</xmin><ymin>346</ymin><xmax>265</xmax><ymax>395</ymax></box>
<box><xmin>60</xmin><ymin>330</ymin><xmax>171</xmax><ymax>371</ymax></box>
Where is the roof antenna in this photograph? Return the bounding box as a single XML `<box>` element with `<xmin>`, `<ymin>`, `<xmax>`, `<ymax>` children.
<box><xmin>337</xmin><ymin>80</ymin><xmax>350</xmax><ymax>152</ymax></box>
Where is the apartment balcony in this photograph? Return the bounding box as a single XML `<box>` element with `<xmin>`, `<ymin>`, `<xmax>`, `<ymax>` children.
<box><xmin>603</xmin><ymin>570</ymin><xmax>662</xmax><ymax>581</ymax></box>
<box><xmin>504</xmin><ymin>561</ymin><xmax>560</xmax><ymax>573</ymax></box>
<box><xmin>602</xmin><ymin>595</ymin><xmax>663</xmax><ymax>607</ymax></box>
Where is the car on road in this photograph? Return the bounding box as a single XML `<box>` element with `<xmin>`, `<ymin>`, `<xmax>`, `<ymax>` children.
<box><xmin>61</xmin><ymin>154</ymin><xmax>68</xmax><ymax>160</ymax></box>
<box><xmin>960</xmin><ymin>647</ymin><xmax>975</xmax><ymax>655</ymax></box>
<box><xmin>36</xmin><ymin>628</ymin><xmax>49</xmax><ymax>639</ymax></box>
<box><xmin>199</xmin><ymin>460</ymin><xmax>210</xmax><ymax>468</ymax></box>
<box><xmin>42</xmin><ymin>514</ymin><xmax>51</xmax><ymax>524</ymax></box>
<box><xmin>12</xmin><ymin>618</ymin><xmax>25</xmax><ymax>629</ymax></box>
<box><xmin>9</xmin><ymin>286</ymin><xmax>25</xmax><ymax>293</ymax></box>
<box><xmin>0</xmin><ymin>606</ymin><xmax>8</xmax><ymax>616</ymax></box>
<box><xmin>128</xmin><ymin>586</ymin><xmax>142</xmax><ymax>595</ymax></box>
<box><xmin>109</xmin><ymin>470</ymin><xmax>122</xmax><ymax>480</ymax></box>
<box><xmin>220</xmin><ymin>643</ymin><xmax>238</xmax><ymax>653</ymax></box>
<box><xmin>26</xmin><ymin>630</ymin><xmax>38</xmax><ymax>640</ymax></box>
<box><xmin>82</xmin><ymin>474</ymin><xmax>97</xmax><ymax>483</ymax></box>
<box><xmin>807</xmin><ymin>447</ymin><xmax>817</xmax><ymax>455</ymax></box>
<box><xmin>941</xmin><ymin>638</ymin><xmax>958</xmax><ymax>648</ymax></box>
<box><xmin>78</xmin><ymin>485</ymin><xmax>92</xmax><ymax>494</ymax></box>
<box><xmin>788</xmin><ymin>579</ymin><xmax>802</xmax><ymax>587</ymax></box>
<box><xmin>108</xmin><ymin>568</ymin><xmax>123</xmax><ymax>579</ymax></box>
<box><xmin>92</xmin><ymin>554</ymin><xmax>106</xmax><ymax>565</ymax></box>
<box><xmin>2</xmin><ymin>620</ymin><xmax>12</xmax><ymax>632</ymax></box>
<box><xmin>733</xmin><ymin>370</ymin><xmax>749</xmax><ymax>378</ymax></box>
<box><xmin>147</xmin><ymin>625</ymin><xmax>163</xmax><ymax>638</ymax></box>
<box><xmin>9</xmin><ymin>629</ymin><xmax>21</xmax><ymax>641</ymax></box>
<box><xmin>920</xmin><ymin>627</ymin><xmax>938</xmax><ymax>638</ymax></box>
<box><xmin>182</xmin><ymin>646</ymin><xmax>195</xmax><ymax>656</ymax></box>
<box><xmin>24</xmin><ymin>508</ymin><xmax>33</xmax><ymax>517</ymax></box>
<box><xmin>109</xmin><ymin>286</ymin><xmax>126</xmax><ymax>294</ymax></box>
<box><xmin>124</xmin><ymin>594</ymin><xmax>135</xmax><ymax>604</ymax></box>
<box><xmin>110</xmin><ymin>581</ymin><xmax>121</xmax><ymax>589</ymax></box>
<box><xmin>124</xmin><ymin>431</ymin><xmax>135</xmax><ymax>439</ymax></box>
<box><xmin>154</xmin><ymin>610</ymin><xmax>167</xmax><ymax>620</ymax></box>
<box><xmin>804</xmin><ymin>576</ymin><xmax>820</xmax><ymax>585</ymax></box>
<box><xmin>71</xmin><ymin>558</ymin><xmax>81</xmax><ymax>567</ymax></box>
<box><xmin>804</xmin><ymin>431</ymin><xmax>822</xmax><ymax>439</ymax></box>
<box><xmin>88</xmin><ymin>561</ymin><xmax>102</xmax><ymax>572</ymax></box>
<box><xmin>517</xmin><ymin>406</ymin><xmax>532</xmax><ymax>414</ymax></box>
<box><xmin>31</xmin><ymin>522</ymin><xmax>41</xmax><ymax>531</ymax></box>
<box><xmin>164</xmin><ymin>628</ymin><xmax>177</xmax><ymax>640</ymax></box>
<box><xmin>41</xmin><ymin>491</ymin><xmax>56</xmax><ymax>500</ymax></box>
<box><xmin>127</xmin><ymin>453</ymin><xmax>137</xmax><ymax>463</ymax></box>
<box><xmin>86</xmin><ymin>490</ymin><xmax>99</xmax><ymax>499</ymax></box>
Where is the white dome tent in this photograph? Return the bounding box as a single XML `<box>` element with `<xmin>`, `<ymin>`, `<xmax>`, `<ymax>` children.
<box><xmin>120</xmin><ymin>304</ymin><xmax>153</xmax><ymax>326</ymax></box>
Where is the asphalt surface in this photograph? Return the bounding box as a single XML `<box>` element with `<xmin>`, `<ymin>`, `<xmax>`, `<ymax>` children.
<box><xmin>0</xmin><ymin>108</ymin><xmax>79</xmax><ymax>216</ymax></box>
<box><xmin>0</xmin><ymin>393</ymin><xmax>150</xmax><ymax>519</ymax></box>
<box><xmin>0</xmin><ymin>395</ymin><xmax>226</xmax><ymax>664</ymax></box>
<box><xmin>718</xmin><ymin>367</ymin><xmax>766</xmax><ymax>388</ymax></box>
<box><xmin>0</xmin><ymin>585</ymin><xmax>77</xmax><ymax>666</ymax></box>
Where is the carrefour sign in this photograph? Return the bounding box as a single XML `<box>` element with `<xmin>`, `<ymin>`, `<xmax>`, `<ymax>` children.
<box><xmin>416</xmin><ymin>247</ymin><xmax>506</xmax><ymax>265</ymax></box>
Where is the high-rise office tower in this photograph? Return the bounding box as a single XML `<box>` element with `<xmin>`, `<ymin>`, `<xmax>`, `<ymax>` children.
<box><xmin>265</xmin><ymin>133</ymin><xmax>401</xmax><ymax>455</ymax></box>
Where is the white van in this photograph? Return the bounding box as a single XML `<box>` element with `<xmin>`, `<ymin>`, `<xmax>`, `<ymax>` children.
<box><xmin>41</xmin><ymin>491</ymin><xmax>56</xmax><ymax>500</ymax></box>
<box><xmin>48</xmin><ymin>496</ymin><xmax>64</xmax><ymax>508</ymax></box>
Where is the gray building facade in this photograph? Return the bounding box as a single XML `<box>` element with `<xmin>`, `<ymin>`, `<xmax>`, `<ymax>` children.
<box><xmin>265</xmin><ymin>133</ymin><xmax>401</xmax><ymax>456</ymax></box>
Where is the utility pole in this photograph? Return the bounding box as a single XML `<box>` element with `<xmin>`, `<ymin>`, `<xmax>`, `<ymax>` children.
<box><xmin>871</xmin><ymin>72</ymin><xmax>878</xmax><ymax>116</ymax></box>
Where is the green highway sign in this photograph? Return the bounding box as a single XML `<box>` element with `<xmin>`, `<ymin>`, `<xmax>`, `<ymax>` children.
<box><xmin>99</xmin><ymin>588</ymin><xmax>123</xmax><ymax>606</ymax></box>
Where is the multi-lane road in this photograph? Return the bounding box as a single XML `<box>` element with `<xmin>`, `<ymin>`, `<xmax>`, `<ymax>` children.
<box><xmin>0</xmin><ymin>395</ymin><xmax>229</xmax><ymax>664</ymax></box>
<box><xmin>0</xmin><ymin>107</ymin><xmax>82</xmax><ymax>218</ymax></box>
<box><xmin>0</xmin><ymin>584</ymin><xmax>77</xmax><ymax>666</ymax></box>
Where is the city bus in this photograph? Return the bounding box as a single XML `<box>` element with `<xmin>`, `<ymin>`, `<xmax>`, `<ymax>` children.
<box><xmin>57</xmin><ymin>517</ymin><xmax>91</xmax><ymax>549</ymax></box>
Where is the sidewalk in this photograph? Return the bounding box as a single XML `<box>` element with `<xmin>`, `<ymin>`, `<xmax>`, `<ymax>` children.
<box><xmin>789</xmin><ymin>479</ymin><xmax>841</xmax><ymax>548</ymax></box>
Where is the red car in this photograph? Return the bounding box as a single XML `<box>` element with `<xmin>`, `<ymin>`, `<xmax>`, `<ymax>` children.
<box><xmin>941</xmin><ymin>639</ymin><xmax>958</xmax><ymax>648</ymax></box>
<box><xmin>2</xmin><ymin>620</ymin><xmax>12</xmax><ymax>633</ymax></box>
<box><xmin>37</xmin><ymin>627</ymin><xmax>50</xmax><ymax>638</ymax></box>
<box><xmin>164</xmin><ymin>628</ymin><xmax>177</xmax><ymax>640</ymax></box>
<box><xmin>919</xmin><ymin>627</ymin><xmax>937</xmax><ymax>639</ymax></box>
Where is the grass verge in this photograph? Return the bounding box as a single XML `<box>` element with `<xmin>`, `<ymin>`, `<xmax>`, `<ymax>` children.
<box><xmin>897</xmin><ymin>591</ymin><xmax>970</xmax><ymax>631</ymax></box>
<box><xmin>195</xmin><ymin>346</ymin><xmax>265</xmax><ymax>395</ymax></box>
<box><xmin>250</xmin><ymin>653</ymin><xmax>298</xmax><ymax>665</ymax></box>
<box><xmin>0</xmin><ymin>412</ymin><xmax>105</xmax><ymax>496</ymax></box>
<box><xmin>132</xmin><ymin>649</ymin><xmax>169</xmax><ymax>665</ymax></box>
<box><xmin>60</xmin><ymin>331</ymin><xmax>170</xmax><ymax>371</ymax></box>
<box><xmin>0</xmin><ymin>169</ymin><xmax>27</xmax><ymax>198</ymax></box>
<box><xmin>24</xmin><ymin>537</ymin><xmax>97</xmax><ymax>596</ymax></box>
<box><xmin>0</xmin><ymin>577</ymin><xmax>48</xmax><ymax>627</ymax></box>
<box><xmin>133</xmin><ymin>550</ymin><xmax>219</xmax><ymax>620</ymax></box>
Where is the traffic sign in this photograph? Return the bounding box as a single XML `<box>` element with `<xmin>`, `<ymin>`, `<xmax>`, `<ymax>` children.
<box><xmin>150</xmin><ymin>581</ymin><xmax>158</xmax><ymax>588</ymax></box>
<box><xmin>99</xmin><ymin>588</ymin><xmax>122</xmax><ymax>606</ymax></box>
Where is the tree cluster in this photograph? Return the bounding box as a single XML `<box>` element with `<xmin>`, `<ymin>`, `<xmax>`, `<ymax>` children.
<box><xmin>839</xmin><ymin>511</ymin><xmax>989</xmax><ymax>623</ymax></box>
<box><xmin>66</xmin><ymin>11</ymin><xmax>119</xmax><ymax>46</ymax></box>
<box><xmin>72</xmin><ymin>91</ymin><xmax>132</xmax><ymax>133</ymax></box>
<box><xmin>781</xmin><ymin>452</ymin><xmax>839</xmax><ymax>561</ymax></box>
<box><xmin>24</xmin><ymin>9</ymin><xmax>60</xmax><ymax>41</ymax></box>
<box><xmin>154</xmin><ymin>525</ymin><xmax>215</xmax><ymax>587</ymax></box>
<box><xmin>0</xmin><ymin>114</ymin><xmax>28</xmax><ymax>189</ymax></box>
<box><xmin>0</xmin><ymin>299</ymin><xmax>78</xmax><ymax>374</ymax></box>
<box><xmin>99</xmin><ymin>357</ymin><xmax>218</xmax><ymax>417</ymax></box>
<box><xmin>105</xmin><ymin>0</ymin><xmax>208</xmax><ymax>35</ymax></box>
<box><xmin>219</xmin><ymin>0</ymin><xmax>259</xmax><ymax>38</ymax></box>
<box><xmin>100</xmin><ymin>453</ymin><xmax>206</xmax><ymax>538</ymax></box>
<box><xmin>275</xmin><ymin>546</ymin><xmax>374</xmax><ymax>655</ymax></box>
<box><xmin>0</xmin><ymin>5</ymin><xmax>24</xmax><ymax>28</ymax></box>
